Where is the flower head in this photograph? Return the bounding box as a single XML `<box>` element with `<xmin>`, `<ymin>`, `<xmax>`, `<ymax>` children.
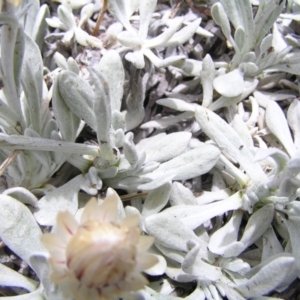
<box><xmin>41</xmin><ymin>192</ymin><xmax>157</xmax><ymax>300</ymax></box>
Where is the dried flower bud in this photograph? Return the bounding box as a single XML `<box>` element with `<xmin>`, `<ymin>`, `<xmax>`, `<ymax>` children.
<box><xmin>41</xmin><ymin>192</ymin><xmax>157</xmax><ymax>300</ymax></box>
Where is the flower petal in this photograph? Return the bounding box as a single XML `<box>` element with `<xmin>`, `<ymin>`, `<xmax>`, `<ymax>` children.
<box><xmin>137</xmin><ymin>235</ymin><xmax>155</xmax><ymax>252</ymax></box>
<box><xmin>135</xmin><ymin>252</ymin><xmax>158</xmax><ymax>271</ymax></box>
<box><xmin>56</xmin><ymin>211</ymin><xmax>79</xmax><ymax>241</ymax></box>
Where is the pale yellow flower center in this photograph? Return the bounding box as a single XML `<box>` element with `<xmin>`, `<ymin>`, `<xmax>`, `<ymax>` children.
<box><xmin>66</xmin><ymin>221</ymin><xmax>140</xmax><ymax>289</ymax></box>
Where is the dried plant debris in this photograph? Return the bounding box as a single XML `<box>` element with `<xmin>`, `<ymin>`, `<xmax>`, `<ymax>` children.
<box><xmin>1</xmin><ymin>0</ymin><xmax>300</xmax><ymax>299</ymax></box>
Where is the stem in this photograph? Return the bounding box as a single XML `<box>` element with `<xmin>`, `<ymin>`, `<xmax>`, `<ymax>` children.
<box><xmin>0</xmin><ymin>149</ymin><xmax>20</xmax><ymax>176</ymax></box>
<box><xmin>92</xmin><ymin>0</ymin><xmax>108</xmax><ymax>36</ymax></box>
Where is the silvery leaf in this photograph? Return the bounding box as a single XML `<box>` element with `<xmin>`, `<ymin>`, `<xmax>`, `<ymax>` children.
<box><xmin>90</xmin><ymin>68</ymin><xmax>114</xmax><ymax>160</ymax></box>
<box><xmin>240</xmin><ymin>204</ymin><xmax>274</xmax><ymax>250</ymax></box>
<box><xmin>53</xmin><ymin>52</ymin><xmax>68</xmax><ymax>70</ymax></box>
<box><xmin>284</xmin><ymin>216</ymin><xmax>300</xmax><ymax>269</ymax></box>
<box><xmin>125</xmin><ymin>50</ymin><xmax>145</xmax><ymax>69</ymax></box>
<box><xmin>136</xmin><ymin>132</ymin><xmax>191</xmax><ymax>163</ymax></box>
<box><xmin>141</xmin><ymin>112</ymin><xmax>194</xmax><ymax>129</ymax></box>
<box><xmin>254</xmin><ymin>0</ymin><xmax>285</xmax><ymax>46</ymax></box>
<box><xmin>137</xmin><ymin>172</ymin><xmax>176</xmax><ymax>191</ymax></box>
<box><xmin>29</xmin><ymin>253</ymin><xmax>53</xmax><ymax>295</ymax></box>
<box><xmin>67</xmin><ymin>57</ymin><xmax>80</xmax><ymax>74</ymax></box>
<box><xmin>196</xmin><ymin>25</ymin><xmax>214</xmax><ymax>38</ymax></box>
<box><xmin>182</xmin><ymin>240</ymin><xmax>222</xmax><ymax>281</ymax></box>
<box><xmin>214</xmin><ymin>154</ymin><xmax>249</xmax><ymax>187</ymax></box>
<box><xmin>261</xmin><ymin>227</ymin><xmax>284</xmax><ymax>261</ymax></box>
<box><xmin>265</xmin><ymin>100</ymin><xmax>296</xmax><ymax>157</ymax></box>
<box><xmin>155</xmin><ymin>243</ymin><xmax>185</xmax><ymax>264</ymax></box>
<box><xmin>209</xmin><ymin>77</ymin><xmax>258</xmax><ymax>111</ymax></box>
<box><xmin>216</xmin><ymin>281</ymin><xmax>246</xmax><ymax>300</ymax></box>
<box><xmin>22</xmin><ymin>0</ymin><xmax>40</xmax><ymax>36</ymax></box>
<box><xmin>57</xmin><ymin>71</ymin><xmax>95</xmax><ymax>129</ymax></box>
<box><xmin>195</xmin><ymin>189</ymin><xmax>231</xmax><ymax>205</ymax></box>
<box><xmin>220</xmin><ymin>258</ymin><xmax>250</xmax><ymax>273</ymax></box>
<box><xmin>22</xmin><ymin>33</ymin><xmax>43</xmax><ymax>134</ymax></box>
<box><xmin>144</xmin><ymin>17</ymin><xmax>183</xmax><ymax>49</ymax></box>
<box><xmin>138</xmin><ymin>0</ymin><xmax>157</xmax><ymax>39</ymax></box>
<box><xmin>195</xmin><ymin>106</ymin><xmax>267</xmax><ymax>185</ymax></box>
<box><xmin>143</xmin><ymin>49</ymin><xmax>186</xmax><ymax>69</ymax></box>
<box><xmin>169</xmin><ymin>182</ymin><xmax>197</xmax><ymax>206</ymax></box>
<box><xmin>258</xmin><ymin>34</ymin><xmax>273</xmax><ymax>61</ymax></box>
<box><xmin>57</xmin><ymin>4</ymin><xmax>76</xmax><ymax>29</ymax></box>
<box><xmin>0</xmin><ymin>263</ymin><xmax>37</xmax><ymax>292</ymax></box>
<box><xmin>144</xmin><ymin>212</ymin><xmax>199</xmax><ymax>252</ymax></box>
<box><xmin>156</xmin><ymin>98</ymin><xmax>195</xmax><ymax>112</ymax></box>
<box><xmin>213</xmin><ymin>69</ymin><xmax>244</xmax><ymax>97</ymax></box>
<box><xmin>0</xmin><ymin>289</ymin><xmax>43</xmax><ymax>300</ymax></box>
<box><xmin>0</xmin><ymin>13</ymin><xmax>24</xmax><ymax>120</ymax></box>
<box><xmin>164</xmin><ymin>18</ymin><xmax>201</xmax><ymax>47</ymax></box>
<box><xmin>209</xmin><ymin>210</ymin><xmax>244</xmax><ymax>257</ymax></box>
<box><xmin>52</xmin><ymin>73</ymin><xmax>81</xmax><ymax>142</ymax></box>
<box><xmin>117</xmin><ymin>30</ymin><xmax>142</xmax><ymax>48</ymax></box>
<box><xmin>201</xmin><ymin>54</ymin><xmax>215</xmax><ymax>108</ymax></box>
<box><xmin>272</xmin><ymin>23</ymin><xmax>287</xmax><ymax>53</ymax></box>
<box><xmin>33</xmin><ymin>175</ymin><xmax>84</xmax><ymax>226</ymax></box>
<box><xmin>175</xmin><ymin>59</ymin><xmax>203</xmax><ymax>77</ymax></box>
<box><xmin>211</xmin><ymin>3</ymin><xmax>233</xmax><ymax>44</ymax></box>
<box><xmin>0</xmin><ymin>134</ymin><xmax>100</xmax><ymax>156</ymax></box>
<box><xmin>240</xmin><ymin>62</ymin><xmax>258</xmax><ymax>76</ymax></box>
<box><xmin>0</xmin><ymin>195</ymin><xmax>45</xmax><ymax>268</ymax></box>
<box><xmin>135</xmin><ymin>161</ymin><xmax>159</xmax><ymax>176</ymax></box>
<box><xmin>145</xmin><ymin>144</ymin><xmax>220</xmax><ymax>182</ymax></box>
<box><xmin>32</xmin><ymin>4</ymin><xmax>50</xmax><ymax>50</ymax></box>
<box><xmin>212</xmin><ymin>171</ymin><xmax>226</xmax><ymax>191</ymax></box>
<box><xmin>253</xmin><ymin>147</ymin><xmax>288</xmax><ymax>174</ymax></box>
<box><xmin>0</xmin><ymin>98</ymin><xmax>22</xmax><ymax>134</ymax></box>
<box><xmin>142</xmin><ymin>182</ymin><xmax>172</xmax><ymax>217</ymax></box>
<box><xmin>159</xmin><ymin>192</ymin><xmax>242</xmax><ymax>230</ymax></box>
<box><xmin>165</xmin><ymin>263</ymin><xmax>198</xmax><ymax>283</ymax></box>
<box><xmin>240</xmin><ymin>248</ymin><xmax>262</xmax><ymax>267</ymax></box>
<box><xmin>235</xmin><ymin>26</ymin><xmax>246</xmax><ymax>52</ymax></box>
<box><xmin>269</xmin><ymin>63</ymin><xmax>300</xmax><ymax>75</ymax></box>
<box><xmin>220</xmin><ymin>0</ymin><xmax>254</xmax><ymax>50</ymax></box>
<box><xmin>46</xmin><ymin>16</ymin><xmax>66</xmax><ymax>30</ymax></box>
<box><xmin>232</xmin><ymin>114</ymin><xmax>254</xmax><ymax>148</ymax></box>
<box><xmin>287</xmin><ymin>98</ymin><xmax>300</xmax><ymax>150</ymax></box>
<box><xmin>242</xmin><ymin>52</ymin><xmax>256</xmax><ymax>63</ymax></box>
<box><xmin>237</xmin><ymin>254</ymin><xmax>295</xmax><ymax>297</ymax></box>
<box><xmin>123</xmin><ymin>132</ymin><xmax>139</xmax><ymax>168</ymax></box>
<box><xmin>97</xmin><ymin>50</ymin><xmax>124</xmax><ymax>112</ymax></box>
<box><xmin>108</xmin><ymin>0</ymin><xmax>136</xmax><ymax>32</ymax></box>
<box><xmin>2</xmin><ymin>187</ymin><xmax>38</xmax><ymax>207</ymax></box>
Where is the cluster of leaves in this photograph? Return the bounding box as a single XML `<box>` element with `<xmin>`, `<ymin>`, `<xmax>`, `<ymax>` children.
<box><xmin>1</xmin><ymin>0</ymin><xmax>300</xmax><ymax>299</ymax></box>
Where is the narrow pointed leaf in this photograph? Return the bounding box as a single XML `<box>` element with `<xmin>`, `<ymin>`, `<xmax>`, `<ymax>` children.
<box><xmin>209</xmin><ymin>210</ymin><xmax>244</xmax><ymax>256</ymax></box>
<box><xmin>137</xmin><ymin>132</ymin><xmax>191</xmax><ymax>163</ymax></box>
<box><xmin>97</xmin><ymin>50</ymin><xmax>124</xmax><ymax>112</ymax></box>
<box><xmin>265</xmin><ymin>100</ymin><xmax>296</xmax><ymax>157</ymax></box>
<box><xmin>195</xmin><ymin>106</ymin><xmax>267</xmax><ymax>185</ymax></box>
<box><xmin>240</xmin><ymin>204</ymin><xmax>274</xmax><ymax>249</ymax></box>
<box><xmin>0</xmin><ymin>263</ymin><xmax>37</xmax><ymax>292</ymax></box>
<box><xmin>237</xmin><ymin>255</ymin><xmax>295</xmax><ymax>297</ymax></box>
<box><xmin>147</xmin><ymin>144</ymin><xmax>220</xmax><ymax>181</ymax></box>
<box><xmin>287</xmin><ymin>99</ymin><xmax>300</xmax><ymax>150</ymax></box>
<box><xmin>57</xmin><ymin>71</ymin><xmax>95</xmax><ymax>129</ymax></box>
<box><xmin>142</xmin><ymin>182</ymin><xmax>172</xmax><ymax>217</ymax></box>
